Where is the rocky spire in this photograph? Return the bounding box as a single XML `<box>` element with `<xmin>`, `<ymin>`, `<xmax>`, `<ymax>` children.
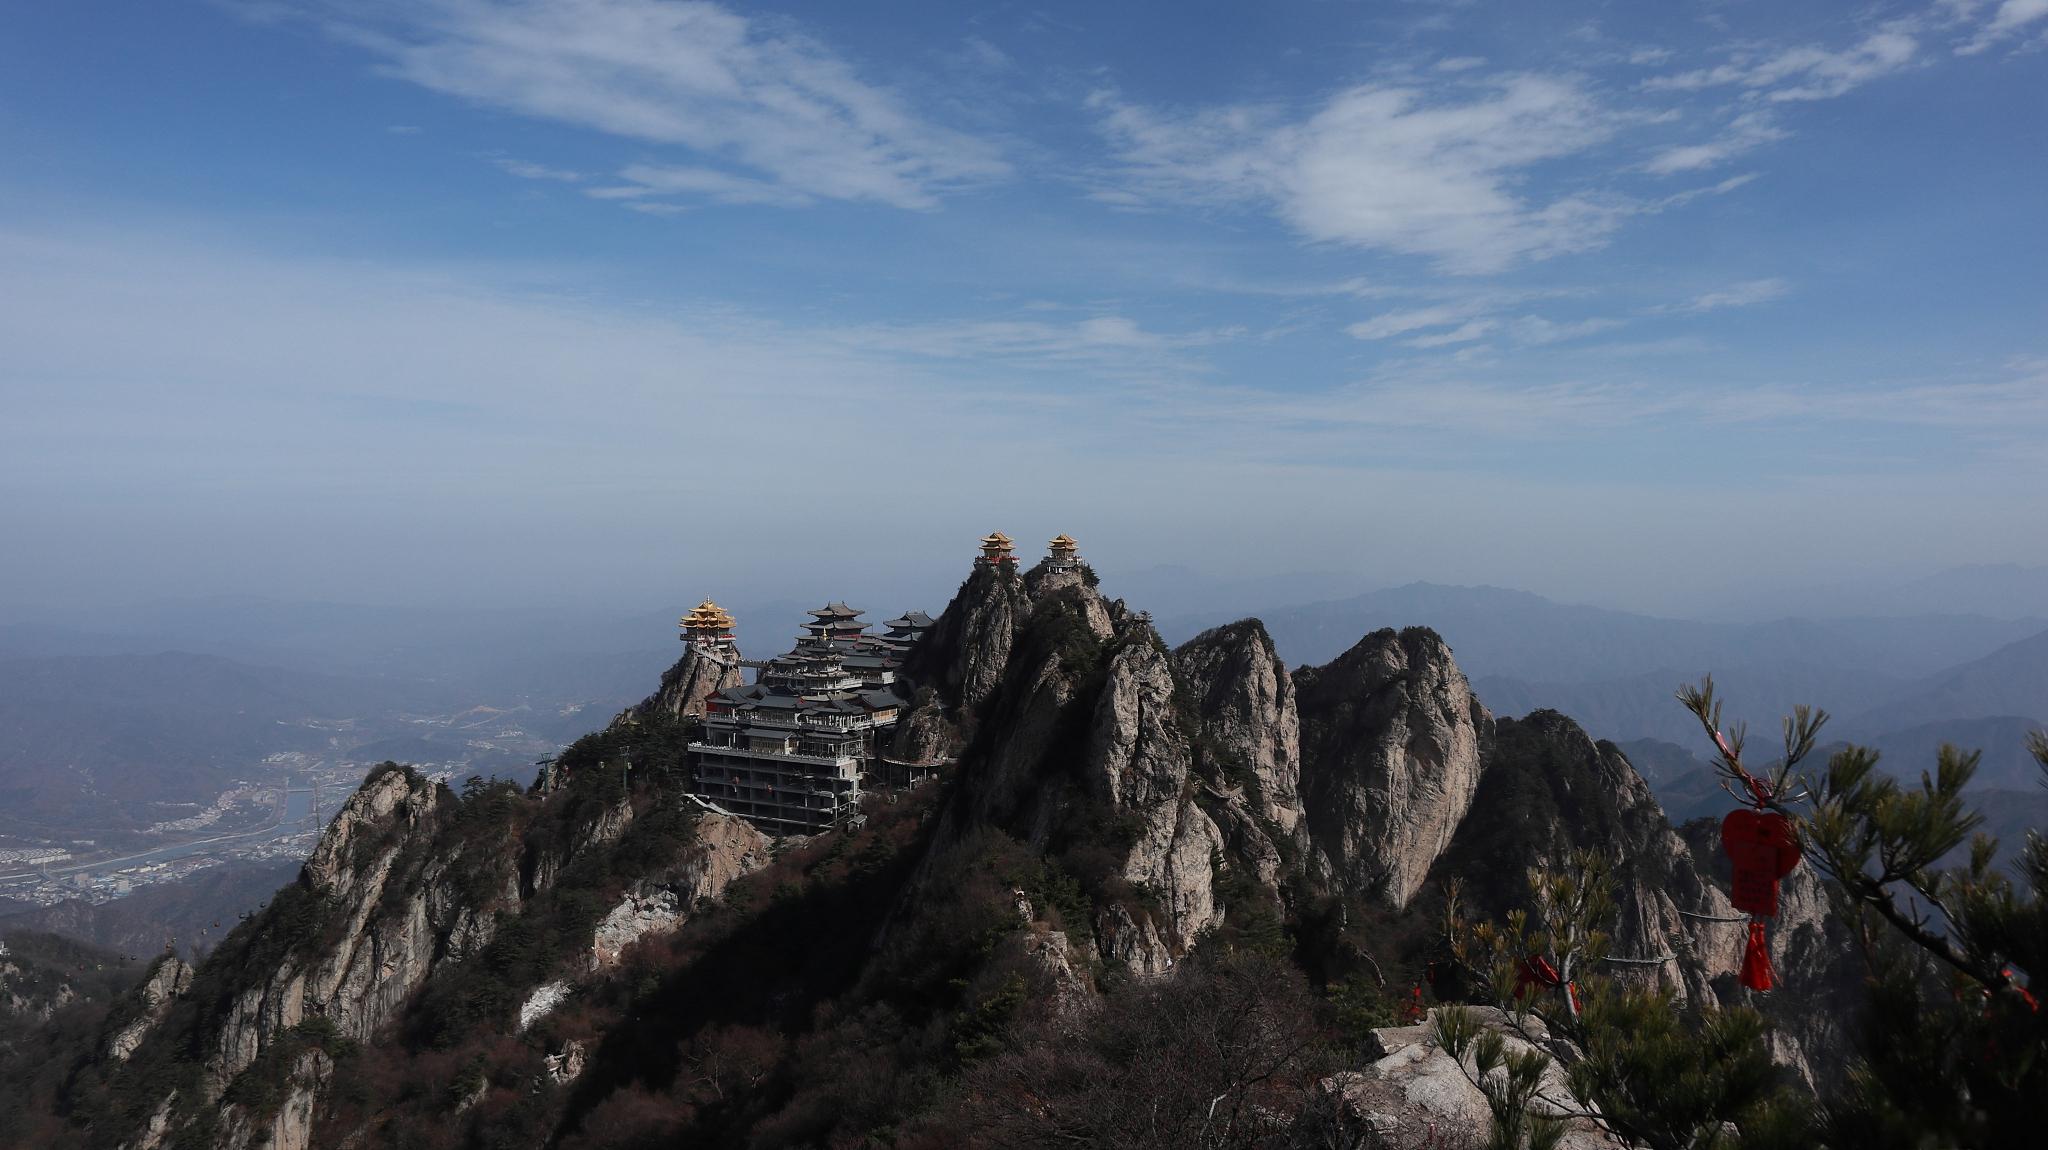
<box><xmin>629</xmin><ymin>642</ymin><xmax>744</xmax><ymax>724</ymax></box>
<box><xmin>1296</xmin><ymin>626</ymin><xmax>1492</xmax><ymax>909</ymax></box>
<box><xmin>1173</xmin><ymin>619</ymin><xmax>1304</xmax><ymax>835</ymax></box>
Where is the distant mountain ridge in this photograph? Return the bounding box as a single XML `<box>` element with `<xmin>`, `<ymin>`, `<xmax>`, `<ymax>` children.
<box><xmin>1159</xmin><ymin>581</ymin><xmax>2048</xmax><ymax>754</ymax></box>
<box><xmin>1160</xmin><ymin>581</ymin><xmax>2044</xmax><ymax>683</ymax></box>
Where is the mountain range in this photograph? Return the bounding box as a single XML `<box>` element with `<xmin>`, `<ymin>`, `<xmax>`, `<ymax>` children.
<box><xmin>0</xmin><ymin>554</ymin><xmax>1914</xmax><ymax>1149</ymax></box>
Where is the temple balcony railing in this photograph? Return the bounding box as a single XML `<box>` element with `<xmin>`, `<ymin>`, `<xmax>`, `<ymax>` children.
<box><xmin>689</xmin><ymin>742</ymin><xmax>859</xmax><ymax>769</ymax></box>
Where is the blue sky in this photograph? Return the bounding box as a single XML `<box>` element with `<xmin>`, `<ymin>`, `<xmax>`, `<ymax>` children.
<box><xmin>1</xmin><ymin>1</ymin><xmax>2044</xmax><ymax>615</ymax></box>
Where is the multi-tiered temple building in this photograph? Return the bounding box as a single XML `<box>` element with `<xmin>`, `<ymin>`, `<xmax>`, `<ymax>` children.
<box><xmin>679</xmin><ymin>533</ymin><xmax>1076</xmax><ymax>834</ymax></box>
<box><xmin>685</xmin><ymin>602</ymin><xmax>931</xmax><ymax>832</ymax></box>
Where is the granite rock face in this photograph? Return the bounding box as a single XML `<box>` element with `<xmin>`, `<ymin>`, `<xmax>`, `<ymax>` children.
<box><xmin>1297</xmin><ymin>627</ymin><xmax>1493</xmax><ymax>908</ymax></box>
<box><xmin>627</xmin><ymin>642</ymin><xmax>744</xmax><ymax>723</ymax></box>
<box><xmin>212</xmin><ymin>769</ymin><xmax>454</xmax><ymax>1091</ymax></box>
<box><xmin>590</xmin><ymin>811</ymin><xmax>771</xmax><ymax>967</ymax></box>
<box><xmin>1173</xmin><ymin>620</ymin><xmax>1303</xmax><ymax>834</ymax></box>
<box><xmin>1312</xmin><ymin>1008</ymin><xmax>1611</xmax><ymax>1150</ymax></box>
<box><xmin>900</xmin><ymin>561</ymin><xmax>1035</xmax><ymax>719</ymax></box>
<box><xmin>904</xmin><ymin>563</ymin><xmax>1223</xmax><ymax>972</ymax></box>
<box><xmin>1437</xmin><ymin>711</ymin><xmax>1743</xmax><ymax>1006</ymax></box>
<box><xmin>105</xmin><ymin>953</ymin><xmax>194</xmax><ymax>1063</ymax></box>
<box><xmin>1084</xmin><ymin>639</ymin><xmax>1225</xmax><ymax>954</ymax></box>
<box><xmin>108</xmin><ymin>763</ymin><xmax>650</xmax><ymax>1148</ymax></box>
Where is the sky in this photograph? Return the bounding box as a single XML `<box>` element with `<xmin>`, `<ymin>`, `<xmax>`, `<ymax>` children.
<box><xmin>1</xmin><ymin>0</ymin><xmax>2044</xmax><ymax>618</ymax></box>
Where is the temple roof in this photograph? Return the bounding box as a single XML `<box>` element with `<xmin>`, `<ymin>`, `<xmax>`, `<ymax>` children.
<box><xmin>807</xmin><ymin>601</ymin><xmax>863</xmax><ymax>620</ymax></box>
<box><xmin>680</xmin><ymin>599</ymin><xmax>736</xmax><ymax>630</ymax></box>
<box><xmin>1048</xmin><ymin>533</ymin><xmax>1079</xmax><ymax>550</ymax></box>
<box><xmin>979</xmin><ymin>531</ymin><xmax>1013</xmax><ymax>548</ymax></box>
<box><xmin>884</xmin><ymin>610</ymin><xmax>935</xmax><ymax>629</ymax></box>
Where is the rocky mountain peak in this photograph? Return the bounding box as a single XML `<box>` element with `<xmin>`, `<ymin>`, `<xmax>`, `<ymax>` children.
<box><xmin>1173</xmin><ymin>618</ymin><xmax>1303</xmax><ymax>834</ymax></box>
<box><xmin>898</xmin><ymin>558</ymin><xmax>1037</xmax><ymax>718</ymax></box>
<box><xmin>624</xmin><ymin>640</ymin><xmax>743</xmax><ymax>724</ymax></box>
<box><xmin>1296</xmin><ymin>626</ymin><xmax>1493</xmax><ymax>908</ymax></box>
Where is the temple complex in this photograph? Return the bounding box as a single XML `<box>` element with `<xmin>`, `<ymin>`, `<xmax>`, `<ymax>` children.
<box><xmin>675</xmin><ymin>532</ymin><xmax>1074</xmax><ymax>834</ymax></box>
<box><xmin>687</xmin><ymin>601</ymin><xmax>921</xmax><ymax>833</ymax></box>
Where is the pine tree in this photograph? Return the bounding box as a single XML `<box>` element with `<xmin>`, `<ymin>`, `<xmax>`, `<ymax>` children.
<box><xmin>1444</xmin><ymin>850</ymin><xmax>1808</xmax><ymax>1149</ymax></box>
<box><xmin>1679</xmin><ymin>680</ymin><xmax>2046</xmax><ymax>1148</ymax></box>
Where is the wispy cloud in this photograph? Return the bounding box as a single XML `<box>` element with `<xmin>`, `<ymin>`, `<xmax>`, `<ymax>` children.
<box><xmin>487</xmin><ymin>155</ymin><xmax>587</xmax><ymax>182</ymax></box>
<box><xmin>1957</xmin><ymin>0</ymin><xmax>2048</xmax><ymax>54</ymax></box>
<box><xmin>1347</xmin><ymin>304</ymin><xmax>1485</xmax><ymax>341</ymax></box>
<box><xmin>1404</xmin><ymin>318</ymin><xmax>1498</xmax><ymax>348</ymax></box>
<box><xmin>588</xmin><ymin>163</ymin><xmax>811</xmax><ymax>206</ymax></box>
<box><xmin>821</xmin><ymin>313</ymin><xmax>1241</xmax><ymax>380</ymax></box>
<box><xmin>1678</xmin><ymin>277</ymin><xmax>1790</xmax><ymax>312</ymax></box>
<box><xmin>289</xmin><ymin>0</ymin><xmax>1008</xmax><ymax>210</ymax></box>
<box><xmin>1644</xmin><ymin>110</ymin><xmax>1787</xmax><ymax>174</ymax></box>
<box><xmin>1642</xmin><ymin>28</ymin><xmax>1918</xmax><ymax>102</ymax></box>
<box><xmin>1093</xmin><ymin>75</ymin><xmax>1638</xmax><ymax>274</ymax></box>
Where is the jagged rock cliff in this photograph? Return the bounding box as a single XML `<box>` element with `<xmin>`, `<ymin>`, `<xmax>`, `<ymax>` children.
<box><xmin>1174</xmin><ymin>619</ymin><xmax>1304</xmax><ymax>834</ymax></box>
<box><xmin>74</xmin><ymin>728</ymin><xmax>760</xmax><ymax>1150</ymax></box>
<box><xmin>1082</xmin><ymin>638</ymin><xmax>1226</xmax><ymax>970</ymax></box>
<box><xmin>1297</xmin><ymin>627</ymin><xmax>1492</xmax><ymax>908</ymax></box>
<box><xmin>1433</xmin><ymin>711</ymin><xmax>1747</xmax><ymax>1003</ymax></box>
<box><xmin>624</xmin><ymin>640</ymin><xmax>743</xmax><ymax>723</ymax></box>
<box><xmin>12</xmin><ymin>559</ymin><xmax>1862</xmax><ymax>1150</ymax></box>
<box><xmin>105</xmin><ymin>954</ymin><xmax>193</xmax><ymax>1063</ymax></box>
<box><xmin>589</xmin><ymin>812</ymin><xmax>772</xmax><ymax>968</ymax></box>
<box><xmin>1174</xmin><ymin>619</ymin><xmax>1324</xmax><ymax>898</ymax></box>
<box><xmin>899</xmin><ymin>560</ymin><xmax>1035</xmax><ymax>720</ymax></box>
<box><xmin>910</xmin><ymin>567</ymin><xmax>1225</xmax><ymax>973</ymax></box>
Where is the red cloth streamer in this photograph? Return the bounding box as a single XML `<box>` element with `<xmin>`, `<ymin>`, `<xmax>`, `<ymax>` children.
<box><xmin>1722</xmin><ymin>808</ymin><xmax>1800</xmax><ymax>993</ymax></box>
<box><xmin>1740</xmin><ymin>921</ymin><xmax>1776</xmax><ymax>992</ymax></box>
<box><xmin>1514</xmin><ymin>954</ymin><xmax>1561</xmax><ymax>1000</ymax></box>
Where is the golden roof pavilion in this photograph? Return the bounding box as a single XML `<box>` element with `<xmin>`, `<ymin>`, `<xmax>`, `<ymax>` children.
<box><xmin>680</xmin><ymin>599</ymin><xmax>736</xmax><ymax>635</ymax></box>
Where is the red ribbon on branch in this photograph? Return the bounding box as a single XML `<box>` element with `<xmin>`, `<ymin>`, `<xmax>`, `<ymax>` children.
<box><xmin>1513</xmin><ymin>954</ymin><xmax>1580</xmax><ymax>1013</ymax></box>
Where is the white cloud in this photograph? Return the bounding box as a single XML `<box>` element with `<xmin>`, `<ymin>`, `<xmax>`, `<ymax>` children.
<box><xmin>488</xmin><ymin>156</ymin><xmax>587</xmax><ymax>182</ymax></box>
<box><xmin>1404</xmin><ymin>318</ymin><xmax>1497</xmax><ymax>348</ymax></box>
<box><xmin>1095</xmin><ymin>75</ymin><xmax>1636</xmax><ymax>274</ymax></box>
<box><xmin>1681</xmin><ymin>277</ymin><xmax>1790</xmax><ymax>312</ymax></box>
<box><xmin>1436</xmin><ymin>56</ymin><xmax>1487</xmax><ymax>72</ymax></box>
<box><xmin>1347</xmin><ymin>304</ymin><xmax>1484</xmax><ymax>340</ymax></box>
<box><xmin>1958</xmin><ymin>0</ymin><xmax>2048</xmax><ymax>53</ymax></box>
<box><xmin>1644</xmin><ymin>111</ymin><xmax>1788</xmax><ymax>174</ymax></box>
<box><xmin>1506</xmin><ymin>315</ymin><xmax>1624</xmax><ymax>344</ymax></box>
<box><xmin>294</xmin><ymin>0</ymin><xmax>1007</xmax><ymax>209</ymax></box>
<box><xmin>588</xmin><ymin>163</ymin><xmax>812</xmax><ymax>206</ymax></box>
<box><xmin>823</xmin><ymin>312</ymin><xmax>1239</xmax><ymax>378</ymax></box>
<box><xmin>1642</xmin><ymin>29</ymin><xmax>1918</xmax><ymax>102</ymax></box>
<box><xmin>1350</xmin><ymin>301</ymin><xmax>1622</xmax><ymax>347</ymax></box>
